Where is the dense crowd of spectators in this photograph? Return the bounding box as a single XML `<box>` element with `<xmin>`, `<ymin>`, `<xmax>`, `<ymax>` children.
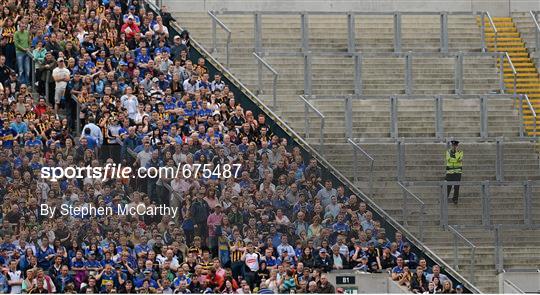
<box><xmin>0</xmin><ymin>0</ymin><xmax>460</xmax><ymax>293</ymax></box>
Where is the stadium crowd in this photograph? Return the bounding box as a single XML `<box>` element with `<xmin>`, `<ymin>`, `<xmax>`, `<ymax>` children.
<box><xmin>0</xmin><ymin>0</ymin><xmax>460</xmax><ymax>293</ymax></box>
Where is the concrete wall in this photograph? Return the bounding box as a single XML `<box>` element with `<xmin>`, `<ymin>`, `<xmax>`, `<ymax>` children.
<box><xmin>323</xmin><ymin>271</ymin><xmax>408</xmax><ymax>294</ymax></box>
<box><xmin>499</xmin><ymin>272</ymin><xmax>540</xmax><ymax>293</ymax></box>
<box><xmin>164</xmin><ymin>0</ymin><xmax>540</xmax><ymax>16</ymax></box>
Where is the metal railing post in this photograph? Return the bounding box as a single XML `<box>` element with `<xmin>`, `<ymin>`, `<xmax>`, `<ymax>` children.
<box><xmin>486</xmin><ymin>11</ymin><xmax>498</xmax><ymax>52</ymax></box>
<box><xmin>390</xmin><ymin>96</ymin><xmax>398</xmax><ymax>139</ymax></box>
<box><xmin>435</xmin><ymin>96</ymin><xmax>444</xmax><ymax>141</ymax></box>
<box><xmin>348</xmin><ymin>139</ymin><xmax>374</xmax><ymax>198</ymax></box>
<box><xmin>207</xmin><ymin>11</ymin><xmax>231</xmax><ymax>68</ymax></box>
<box><xmin>531</xmin><ymin>10</ymin><xmax>540</xmax><ymax>58</ymax></box>
<box><xmin>320</xmin><ymin>117</ymin><xmax>325</xmax><ymax>153</ymax></box>
<box><xmin>481</xmin><ymin>180</ymin><xmax>491</xmax><ymax>227</ymax></box>
<box><xmin>499</xmin><ymin>52</ymin><xmax>505</xmax><ymax>93</ymax></box>
<box><xmin>402</xmin><ymin>183</ymin><xmax>408</xmax><ymax>226</ymax></box>
<box><xmin>455</xmin><ymin>51</ymin><xmax>463</xmax><ymax>95</ymax></box>
<box><xmin>347</xmin><ymin>12</ymin><xmax>356</xmax><ymax>54</ymax></box>
<box><xmin>353</xmin><ymin>140</ymin><xmax>359</xmax><ymax>184</ymax></box>
<box><xmin>354</xmin><ymin>53</ymin><xmax>362</xmax><ymax>95</ymax></box>
<box><xmin>494</xmin><ymin>225</ymin><xmax>503</xmax><ymax>273</ymax></box>
<box><xmin>254</xmin><ymin>13</ymin><xmax>262</xmax><ymax>54</ymax></box>
<box><xmin>345</xmin><ymin>96</ymin><xmax>353</xmax><ymax>138</ymax></box>
<box><xmin>397</xmin><ymin>138</ymin><xmax>405</xmax><ymax>181</ymax></box>
<box><xmin>28</xmin><ymin>53</ymin><xmax>36</xmax><ymax>93</ymax></box>
<box><xmin>440</xmin><ymin>12</ymin><xmax>449</xmax><ymax>53</ymax></box>
<box><xmin>440</xmin><ymin>181</ymin><xmax>449</xmax><ymax>228</ymax></box>
<box><xmin>470</xmin><ymin>246</ymin><xmax>476</xmax><ymax>285</ymax></box>
<box><xmin>45</xmin><ymin>72</ymin><xmax>50</xmax><ymax>103</ymax></box>
<box><xmin>272</xmin><ymin>69</ymin><xmax>277</xmax><ymax>109</ymax></box>
<box><xmin>301</xmin><ymin>12</ymin><xmax>309</xmax><ymax>53</ymax></box>
<box><xmin>304</xmin><ymin>98</ymin><xmax>310</xmax><ymax>139</ymax></box>
<box><xmin>368</xmin><ymin>158</ymin><xmax>374</xmax><ymax>199</ymax></box>
<box><xmin>496</xmin><ymin>137</ymin><xmax>504</xmax><ymax>181</ymax></box>
<box><xmin>519</xmin><ymin>95</ymin><xmax>524</xmax><ymax>137</ymax></box>
<box><xmin>480</xmin><ymin>96</ymin><xmax>488</xmax><ymax>139</ymax></box>
<box><xmin>481</xmin><ymin>12</ymin><xmax>486</xmax><ymax>52</ymax></box>
<box><xmin>405</xmin><ymin>51</ymin><xmax>413</xmax><ymax>95</ymax></box>
<box><xmin>419</xmin><ymin>203</ymin><xmax>425</xmax><ymax>242</ymax></box>
<box><xmin>73</xmin><ymin>95</ymin><xmax>81</xmax><ymax>134</ymax></box>
<box><xmin>504</xmin><ymin>52</ymin><xmax>517</xmax><ymax>97</ymax></box>
<box><xmin>253</xmin><ymin>52</ymin><xmax>278</xmax><ymax>109</ymax></box>
<box><xmin>257</xmin><ymin>56</ymin><xmax>263</xmax><ymax>95</ymax></box>
<box><xmin>393</xmin><ymin>12</ymin><xmax>402</xmax><ymax>53</ymax></box>
<box><xmin>524</xmin><ymin>180</ymin><xmax>532</xmax><ymax>226</ymax></box>
<box><xmin>304</xmin><ymin>52</ymin><xmax>312</xmax><ymax>96</ymax></box>
<box><xmin>211</xmin><ymin>12</ymin><xmax>217</xmax><ymax>53</ymax></box>
<box><xmin>453</xmin><ymin>231</ymin><xmax>459</xmax><ymax>269</ymax></box>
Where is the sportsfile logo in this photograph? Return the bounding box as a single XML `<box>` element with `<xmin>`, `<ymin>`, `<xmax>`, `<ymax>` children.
<box><xmin>40</xmin><ymin>163</ymin><xmax>242</xmax><ymax>182</ymax></box>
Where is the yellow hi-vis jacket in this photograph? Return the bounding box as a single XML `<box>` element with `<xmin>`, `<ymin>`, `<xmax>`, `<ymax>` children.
<box><xmin>446</xmin><ymin>149</ymin><xmax>463</xmax><ymax>174</ymax></box>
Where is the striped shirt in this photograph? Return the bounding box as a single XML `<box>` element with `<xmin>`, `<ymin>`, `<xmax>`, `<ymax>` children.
<box><xmin>229</xmin><ymin>240</ymin><xmax>245</xmax><ymax>262</ymax></box>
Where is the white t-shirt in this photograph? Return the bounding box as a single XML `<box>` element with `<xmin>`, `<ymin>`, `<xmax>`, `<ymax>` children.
<box><xmin>52</xmin><ymin>67</ymin><xmax>70</xmax><ymax>89</ymax></box>
<box><xmin>8</xmin><ymin>270</ymin><xmax>22</xmax><ymax>294</ymax></box>
<box><xmin>245</xmin><ymin>252</ymin><xmax>260</xmax><ymax>272</ymax></box>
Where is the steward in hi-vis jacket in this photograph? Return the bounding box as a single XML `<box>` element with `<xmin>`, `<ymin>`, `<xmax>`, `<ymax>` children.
<box><xmin>446</xmin><ymin>140</ymin><xmax>463</xmax><ymax>204</ymax></box>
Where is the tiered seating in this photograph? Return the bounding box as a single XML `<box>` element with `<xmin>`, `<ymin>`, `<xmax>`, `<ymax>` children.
<box><xmin>479</xmin><ymin>16</ymin><xmax>540</xmax><ymax>136</ymax></box>
<box><xmin>177</xmin><ymin>11</ymin><xmax>540</xmax><ymax>293</ymax></box>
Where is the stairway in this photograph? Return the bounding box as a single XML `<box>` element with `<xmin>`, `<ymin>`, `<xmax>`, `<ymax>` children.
<box><xmin>511</xmin><ymin>12</ymin><xmax>540</xmax><ymax>68</ymax></box>
<box><xmin>479</xmin><ymin>16</ymin><xmax>540</xmax><ymax>137</ymax></box>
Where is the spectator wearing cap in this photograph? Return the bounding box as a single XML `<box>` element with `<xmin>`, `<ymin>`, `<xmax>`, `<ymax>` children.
<box><xmin>314</xmin><ymin>248</ymin><xmax>333</xmax><ymax>273</ymax></box>
<box><xmin>456</xmin><ymin>284</ymin><xmax>464</xmax><ymax>293</ymax></box>
<box><xmin>123</xmin><ymin>6</ymin><xmax>141</xmax><ymax>26</ymax></box>
<box><xmin>121</xmin><ymin>15</ymin><xmax>141</xmax><ymax>41</ymax></box>
<box><xmin>400</xmin><ymin>242</ymin><xmax>418</xmax><ymax>269</ymax></box>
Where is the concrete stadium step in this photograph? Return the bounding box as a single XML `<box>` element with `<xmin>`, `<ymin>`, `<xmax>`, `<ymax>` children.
<box><xmin>175</xmin><ymin>12</ymin><xmax>540</xmax><ymax>292</ymax></box>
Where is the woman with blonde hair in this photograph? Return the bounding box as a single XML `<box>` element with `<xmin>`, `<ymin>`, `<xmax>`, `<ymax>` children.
<box><xmin>441</xmin><ymin>280</ymin><xmax>456</xmax><ymax>293</ymax></box>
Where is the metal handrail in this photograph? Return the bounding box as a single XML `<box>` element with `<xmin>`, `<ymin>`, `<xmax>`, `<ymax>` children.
<box><xmin>348</xmin><ymin>138</ymin><xmax>375</xmax><ymax>198</ymax></box>
<box><xmin>521</xmin><ymin>94</ymin><xmax>537</xmax><ymax>137</ymax></box>
<box><xmin>485</xmin><ymin>11</ymin><xmax>498</xmax><ymax>51</ymax></box>
<box><xmin>299</xmin><ymin>95</ymin><xmax>325</xmax><ymax>152</ymax></box>
<box><xmin>504</xmin><ymin>52</ymin><xmax>517</xmax><ymax>96</ymax></box>
<box><xmin>530</xmin><ymin>11</ymin><xmax>540</xmax><ymax>58</ymax></box>
<box><xmin>253</xmin><ymin>52</ymin><xmax>278</xmax><ymax>109</ymax></box>
<box><xmin>26</xmin><ymin>51</ymin><xmax>37</xmax><ymax>94</ymax></box>
<box><xmin>162</xmin><ymin>8</ymin><xmax>481</xmax><ymax>294</ymax></box>
<box><xmin>261</xmin><ymin>50</ymin><xmax>505</xmax><ymax>95</ymax></box>
<box><xmin>71</xmin><ymin>94</ymin><xmax>81</xmax><ymax>134</ymax></box>
<box><xmin>261</xmin><ymin>50</ymin><xmax>504</xmax><ymax>58</ymax></box>
<box><xmin>398</xmin><ymin>181</ymin><xmax>426</xmax><ymax>241</ymax></box>
<box><xmin>502</xmin><ymin>279</ymin><xmax>526</xmax><ymax>294</ymax></box>
<box><xmin>208</xmin><ymin>10</ymin><xmax>231</xmax><ymax>68</ymax></box>
<box><xmin>217</xmin><ymin>11</ymin><xmax>478</xmax><ymax>16</ymax></box>
<box><xmin>448</xmin><ymin>225</ymin><xmax>477</xmax><ymax>285</ymax></box>
<box><xmin>524</xmin><ymin>94</ymin><xmax>537</xmax><ymax>118</ymax></box>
